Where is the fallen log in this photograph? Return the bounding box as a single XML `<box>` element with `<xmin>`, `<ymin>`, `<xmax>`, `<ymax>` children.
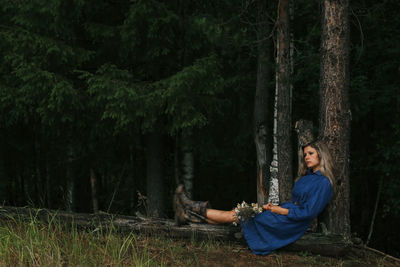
<box><xmin>0</xmin><ymin>206</ymin><xmax>238</xmax><ymax>241</ymax></box>
<box><xmin>0</xmin><ymin>206</ymin><xmax>351</xmax><ymax>256</ymax></box>
<box><xmin>284</xmin><ymin>232</ymin><xmax>351</xmax><ymax>256</ymax></box>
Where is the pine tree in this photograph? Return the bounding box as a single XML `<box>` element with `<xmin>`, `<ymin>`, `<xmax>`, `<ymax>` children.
<box><xmin>319</xmin><ymin>0</ymin><xmax>351</xmax><ymax>236</ymax></box>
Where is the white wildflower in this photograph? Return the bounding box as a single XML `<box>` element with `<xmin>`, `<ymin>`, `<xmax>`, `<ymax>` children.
<box><xmin>232</xmin><ymin>201</ymin><xmax>263</xmax><ymax>226</ymax></box>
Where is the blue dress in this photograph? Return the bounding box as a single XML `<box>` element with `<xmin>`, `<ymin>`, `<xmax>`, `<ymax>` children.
<box><xmin>241</xmin><ymin>169</ymin><xmax>333</xmax><ymax>255</ymax></box>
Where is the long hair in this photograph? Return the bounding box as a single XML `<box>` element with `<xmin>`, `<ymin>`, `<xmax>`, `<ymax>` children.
<box><xmin>296</xmin><ymin>140</ymin><xmax>335</xmax><ymax>187</ymax></box>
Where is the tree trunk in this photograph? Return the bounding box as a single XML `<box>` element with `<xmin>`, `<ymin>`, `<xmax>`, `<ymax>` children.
<box><xmin>0</xmin><ymin>139</ymin><xmax>7</xmax><ymax>203</ymax></box>
<box><xmin>275</xmin><ymin>0</ymin><xmax>293</xmax><ymax>203</ymax></box>
<box><xmin>295</xmin><ymin>120</ymin><xmax>315</xmax><ymax>147</ymax></box>
<box><xmin>181</xmin><ymin>130</ymin><xmax>194</xmax><ymax>198</ymax></box>
<box><xmin>319</xmin><ymin>0</ymin><xmax>351</xmax><ymax>236</ymax></box>
<box><xmin>90</xmin><ymin>169</ymin><xmax>99</xmax><ymax>214</ymax></box>
<box><xmin>65</xmin><ymin>144</ymin><xmax>75</xmax><ymax>212</ymax></box>
<box><xmin>289</xmin><ymin>0</ymin><xmax>294</xmax><ymax>99</ymax></box>
<box><xmin>270</xmin><ymin>93</ymin><xmax>279</xmax><ymax>205</ymax></box>
<box><xmin>174</xmin><ymin>135</ymin><xmax>181</xmax><ymax>187</ymax></box>
<box><xmin>45</xmin><ymin>158</ymin><xmax>51</xmax><ymax>208</ymax></box>
<box><xmin>145</xmin><ymin>130</ymin><xmax>165</xmax><ymax>218</ymax></box>
<box><xmin>34</xmin><ymin>132</ymin><xmax>42</xmax><ymax>205</ymax></box>
<box><xmin>177</xmin><ymin>2</ymin><xmax>194</xmax><ymax>199</ymax></box>
<box><xmin>129</xmin><ymin>144</ymin><xmax>136</xmax><ymax>214</ymax></box>
<box><xmin>295</xmin><ymin>120</ymin><xmax>318</xmax><ymax>231</ymax></box>
<box><xmin>254</xmin><ymin>0</ymin><xmax>272</xmax><ymax>206</ymax></box>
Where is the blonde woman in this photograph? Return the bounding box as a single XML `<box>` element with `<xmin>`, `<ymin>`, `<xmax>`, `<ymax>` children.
<box><xmin>174</xmin><ymin>140</ymin><xmax>334</xmax><ymax>255</ymax></box>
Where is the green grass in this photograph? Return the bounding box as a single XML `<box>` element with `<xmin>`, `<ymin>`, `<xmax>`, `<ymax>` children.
<box><xmin>0</xmin><ymin>212</ymin><xmax>227</xmax><ymax>266</ymax></box>
<box><xmin>0</xmin><ymin>213</ymin><xmax>397</xmax><ymax>266</ymax></box>
<box><xmin>0</xmin><ymin>214</ymin><xmax>156</xmax><ymax>266</ymax></box>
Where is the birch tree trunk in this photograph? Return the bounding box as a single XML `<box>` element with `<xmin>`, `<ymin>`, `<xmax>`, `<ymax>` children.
<box><xmin>270</xmin><ymin>82</ymin><xmax>279</xmax><ymax>205</ymax></box>
<box><xmin>319</xmin><ymin>0</ymin><xmax>351</xmax><ymax>236</ymax></box>
<box><xmin>271</xmin><ymin>0</ymin><xmax>293</xmax><ymax>204</ymax></box>
<box><xmin>145</xmin><ymin>129</ymin><xmax>165</xmax><ymax>218</ymax></box>
<box><xmin>254</xmin><ymin>0</ymin><xmax>272</xmax><ymax>206</ymax></box>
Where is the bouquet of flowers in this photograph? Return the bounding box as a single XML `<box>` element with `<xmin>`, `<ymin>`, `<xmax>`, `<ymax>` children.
<box><xmin>233</xmin><ymin>201</ymin><xmax>263</xmax><ymax>226</ymax></box>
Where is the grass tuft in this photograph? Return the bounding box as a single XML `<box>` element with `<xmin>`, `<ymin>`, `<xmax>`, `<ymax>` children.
<box><xmin>0</xmin><ymin>214</ymin><xmax>155</xmax><ymax>267</ymax></box>
<box><xmin>0</xmin><ymin>213</ymin><xmax>396</xmax><ymax>266</ymax></box>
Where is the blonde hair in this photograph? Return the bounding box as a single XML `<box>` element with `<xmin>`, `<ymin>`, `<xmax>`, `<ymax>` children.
<box><xmin>296</xmin><ymin>140</ymin><xmax>335</xmax><ymax>187</ymax></box>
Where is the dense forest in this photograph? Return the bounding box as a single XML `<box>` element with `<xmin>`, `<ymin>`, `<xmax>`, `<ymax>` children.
<box><xmin>0</xmin><ymin>0</ymin><xmax>399</xmax><ymax>257</ymax></box>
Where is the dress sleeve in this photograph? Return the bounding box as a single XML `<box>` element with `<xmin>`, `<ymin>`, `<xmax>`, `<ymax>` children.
<box><xmin>286</xmin><ymin>178</ymin><xmax>333</xmax><ymax>221</ymax></box>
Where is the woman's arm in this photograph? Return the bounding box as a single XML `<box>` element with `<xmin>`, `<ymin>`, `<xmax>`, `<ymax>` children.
<box><xmin>285</xmin><ymin>178</ymin><xmax>333</xmax><ymax>221</ymax></box>
<box><xmin>263</xmin><ymin>203</ymin><xmax>289</xmax><ymax>215</ymax></box>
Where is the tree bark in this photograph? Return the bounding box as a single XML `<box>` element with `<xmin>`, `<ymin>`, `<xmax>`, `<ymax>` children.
<box><xmin>181</xmin><ymin>129</ymin><xmax>194</xmax><ymax>198</ymax></box>
<box><xmin>145</xmin><ymin>129</ymin><xmax>165</xmax><ymax>218</ymax></box>
<box><xmin>45</xmin><ymin>158</ymin><xmax>51</xmax><ymax>208</ymax></box>
<box><xmin>174</xmin><ymin>135</ymin><xmax>181</xmax><ymax>187</ymax></box>
<box><xmin>65</xmin><ymin>144</ymin><xmax>75</xmax><ymax>212</ymax></box>
<box><xmin>319</xmin><ymin>0</ymin><xmax>351</xmax><ymax>236</ymax></box>
<box><xmin>0</xmin><ymin>139</ymin><xmax>7</xmax><ymax>203</ymax></box>
<box><xmin>254</xmin><ymin>0</ymin><xmax>272</xmax><ymax>206</ymax></box>
<box><xmin>275</xmin><ymin>0</ymin><xmax>293</xmax><ymax>203</ymax></box>
<box><xmin>90</xmin><ymin>169</ymin><xmax>99</xmax><ymax>214</ymax></box>
<box><xmin>177</xmin><ymin>2</ymin><xmax>194</xmax><ymax>199</ymax></box>
<box><xmin>129</xmin><ymin>144</ymin><xmax>137</xmax><ymax>214</ymax></box>
<box><xmin>34</xmin><ymin>134</ymin><xmax>41</xmax><ymax>205</ymax></box>
<box><xmin>270</xmin><ymin>89</ymin><xmax>279</xmax><ymax>204</ymax></box>
<box><xmin>295</xmin><ymin>120</ymin><xmax>318</xmax><ymax>231</ymax></box>
<box><xmin>295</xmin><ymin>120</ymin><xmax>315</xmax><ymax>147</ymax></box>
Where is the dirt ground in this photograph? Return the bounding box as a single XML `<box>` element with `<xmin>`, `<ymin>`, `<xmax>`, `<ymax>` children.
<box><xmin>137</xmin><ymin>237</ymin><xmax>400</xmax><ymax>267</ymax></box>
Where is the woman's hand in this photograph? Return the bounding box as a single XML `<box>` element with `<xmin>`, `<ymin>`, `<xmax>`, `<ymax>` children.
<box><xmin>263</xmin><ymin>203</ymin><xmax>274</xmax><ymax>211</ymax></box>
<box><xmin>263</xmin><ymin>203</ymin><xmax>289</xmax><ymax>215</ymax></box>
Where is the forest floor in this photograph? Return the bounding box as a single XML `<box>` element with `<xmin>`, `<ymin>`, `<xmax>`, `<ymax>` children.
<box><xmin>0</xmin><ymin>216</ymin><xmax>398</xmax><ymax>266</ymax></box>
<box><xmin>133</xmin><ymin>236</ymin><xmax>399</xmax><ymax>267</ymax></box>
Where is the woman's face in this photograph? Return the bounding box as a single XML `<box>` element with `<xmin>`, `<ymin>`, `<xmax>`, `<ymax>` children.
<box><xmin>303</xmin><ymin>146</ymin><xmax>320</xmax><ymax>172</ymax></box>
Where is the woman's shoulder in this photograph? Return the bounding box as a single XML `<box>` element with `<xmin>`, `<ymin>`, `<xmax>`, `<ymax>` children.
<box><xmin>303</xmin><ymin>170</ymin><xmax>331</xmax><ymax>185</ymax></box>
<box><xmin>313</xmin><ymin>172</ymin><xmax>333</xmax><ymax>192</ymax></box>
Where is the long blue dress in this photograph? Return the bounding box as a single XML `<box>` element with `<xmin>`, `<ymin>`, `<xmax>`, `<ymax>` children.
<box><xmin>241</xmin><ymin>169</ymin><xmax>333</xmax><ymax>255</ymax></box>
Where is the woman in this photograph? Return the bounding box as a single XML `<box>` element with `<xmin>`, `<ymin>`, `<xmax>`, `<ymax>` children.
<box><xmin>174</xmin><ymin>140</ymin><xmax>334</xmax><ymax>255</ymax></box>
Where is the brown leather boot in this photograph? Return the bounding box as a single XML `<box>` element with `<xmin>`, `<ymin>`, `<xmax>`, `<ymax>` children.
<box><xmin>173</xmin><ymin>191</ymin><xmax>188</xmax><ymax>226</ymax></box>
<box><xmin>174</xmin><ymin>185</ymin><xmax>210</xmax><ymax>224</ymax></box>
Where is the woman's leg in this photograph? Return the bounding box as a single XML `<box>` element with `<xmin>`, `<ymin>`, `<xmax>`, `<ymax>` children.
<box><xmin>205</xmin><ymin>209</ymin><xmax>237</xmax><ymax>224</ymax></box>
<box><xmin>174</xmin><ymin>185</ymin><xmax>237</xmax><ymax>225</ymax></box>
